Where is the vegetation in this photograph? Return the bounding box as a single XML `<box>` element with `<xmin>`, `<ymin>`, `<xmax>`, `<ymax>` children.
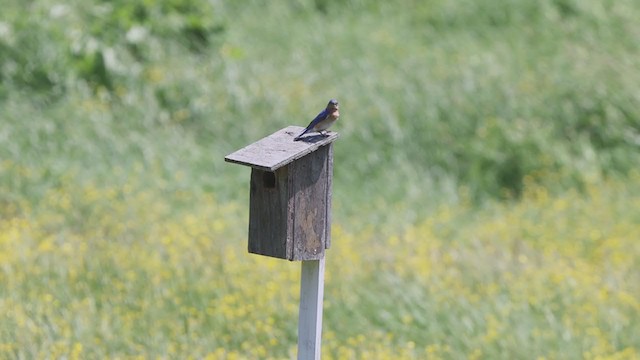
<box><xmin>1</xmin><ymin>0</ymin><xmax>639</xmax><ymax>358</ymax></box>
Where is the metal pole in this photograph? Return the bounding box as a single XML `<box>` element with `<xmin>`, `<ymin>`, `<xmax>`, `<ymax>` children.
<box><xmin>297</xmin><ymin>258</ymin><xmax>325</xmax><ymax>360</ymax></box>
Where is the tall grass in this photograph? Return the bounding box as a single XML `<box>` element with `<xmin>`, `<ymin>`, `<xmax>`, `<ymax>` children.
<box><xmin>1</xmin><ymin>163</ymin><xmax>638</xmax><ymax>358</ymax></box>
<box><xmin>2</xmin><ymin>0</ymin><xmax>639</xmax><ymax>210</ymax></box>
<box><xmin>1</xmin><ymin>0</ymin><xmax>640</xmax><ymax>358</ymax></box>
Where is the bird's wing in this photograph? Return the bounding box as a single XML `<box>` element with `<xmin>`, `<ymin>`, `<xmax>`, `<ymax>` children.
<box><xmin>295</xmin><ymin>109</ymin><xmax>328</xmax><ymax>140</ymax></box>
<box><xmin>306</xmin><ymin>109</ymin><xmax>328</xmax><ymax>130</ymax></box>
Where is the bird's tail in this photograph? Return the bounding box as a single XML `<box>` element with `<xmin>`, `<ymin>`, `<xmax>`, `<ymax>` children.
<box><xmin>294</xmin><ymin>128</ymin><xmax>308</xmax><ymax>141</ymax></box>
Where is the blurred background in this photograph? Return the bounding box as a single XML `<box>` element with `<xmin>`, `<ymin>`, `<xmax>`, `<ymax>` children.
<box><xmin>1</xmin><ymin>0</ymin><xmax>639</xmax><ymax>358</ymax></box>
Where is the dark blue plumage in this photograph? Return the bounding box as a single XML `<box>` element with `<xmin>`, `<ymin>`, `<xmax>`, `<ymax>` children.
<box><xmin>294</xmin><ymin>99</ymin><xmax>340</xmax><ymax>141</ymax></box>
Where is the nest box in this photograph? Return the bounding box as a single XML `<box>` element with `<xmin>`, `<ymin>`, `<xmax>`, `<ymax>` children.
<box><xmin>225</xmin><ymin>126</ymin><xmax>338</xmax><ymax>261</ymax></box>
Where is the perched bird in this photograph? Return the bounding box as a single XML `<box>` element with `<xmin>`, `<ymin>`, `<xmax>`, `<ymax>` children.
<box><xmin>294</xmin><ymin>99</ymin><xmax>340</xmax><ymax>141</ymax></box>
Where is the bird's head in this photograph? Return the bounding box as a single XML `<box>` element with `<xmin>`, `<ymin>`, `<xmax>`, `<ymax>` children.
<box><xmin>327</xmin><ymin>99</ymin><xmax>339</xmax><ymax>110</ymax></box>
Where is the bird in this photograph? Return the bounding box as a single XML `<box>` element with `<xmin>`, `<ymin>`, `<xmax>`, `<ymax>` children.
<box><xmin>294</xmin><ymin>99</ymin><xmax>340</xmax><ymax>141</ymax></box>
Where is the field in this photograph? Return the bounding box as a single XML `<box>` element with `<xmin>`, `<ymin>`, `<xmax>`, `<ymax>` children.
<box><xmin>1</xmin><ymin>0</ymin><xmax>640</xmax><ymax>358</ymax></box>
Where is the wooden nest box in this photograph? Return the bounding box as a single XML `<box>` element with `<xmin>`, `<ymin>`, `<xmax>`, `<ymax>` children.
<box><xmin>225</xmin><ymin>126</ymin><xmax>338</xmax><ymax>261</ymax></box>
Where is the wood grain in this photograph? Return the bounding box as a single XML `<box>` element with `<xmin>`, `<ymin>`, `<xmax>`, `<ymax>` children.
<box><xmin>248</xmin><ymin>167</ymin><xmax>291</xmax><ymax>259</ymax></box>
<box><xmin>225</xmin><ymin>126</ymin><xmax>339</xmax><ymax>172</ymax></box>
<box><xmin>228</xmin><ymin>127</ymin><xmax>337</xmax><ymax>261</ymax></box>
<box><xmin>290</xmin><ymin>145</ymin><xmax>329</xmax><ymax>260</ymax></box>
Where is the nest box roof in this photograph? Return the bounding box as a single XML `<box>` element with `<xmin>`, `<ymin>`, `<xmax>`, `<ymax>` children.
<box><xmin>224</xmin><ymin>126</ymin><xmax>339</xmax><ymax>172</ymax></box>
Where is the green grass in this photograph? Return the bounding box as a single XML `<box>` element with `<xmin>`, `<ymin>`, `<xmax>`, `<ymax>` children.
<box><xmin>1</xmin><ymin>166</ymin><xmax>639</xmax><ymax>358</ymax></box>
<box><xmin>2</xmin><ymin>0</ymin><xmax>640</xmax><ymax>209</ymax></box>
<box><xmin>1</xmin><ymin>0</ymin><xmax>640</xmax><ymax>358</ymax></box>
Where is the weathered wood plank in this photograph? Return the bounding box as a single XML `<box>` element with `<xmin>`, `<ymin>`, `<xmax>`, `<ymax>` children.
<box><xmin>248</xmin><ymin>167</ymin><xmax>290</xmax><ymax>259</ymax></box>
<box><xmin>324</xmin><ymin>144</ymin><xmax>333</xmax><ymax>249</ymax></box>
<box><xmin>290</xmin><ymin>146</ymin><xmax>328</xmax><ymax>261</ymax></box>
<box><xmin>224</xmin><ymin>126</ymin><xmax>339</xmax><ymax>172</ymax></box>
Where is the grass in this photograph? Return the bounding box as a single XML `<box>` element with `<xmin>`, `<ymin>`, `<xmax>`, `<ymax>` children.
<box><xmin>1</xmin><ymin>0</ymin><xmax>640</xmax><ymax>358</ymax></box>
<box><xmin>1</xmin><ymin>164</ymin><xmax>639</xmax><ymax>358</ymax></box>
<box><xmin>2</xmin><ymin>0</ymin><xmax>640</xmax><ymax>208</ymax></box>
